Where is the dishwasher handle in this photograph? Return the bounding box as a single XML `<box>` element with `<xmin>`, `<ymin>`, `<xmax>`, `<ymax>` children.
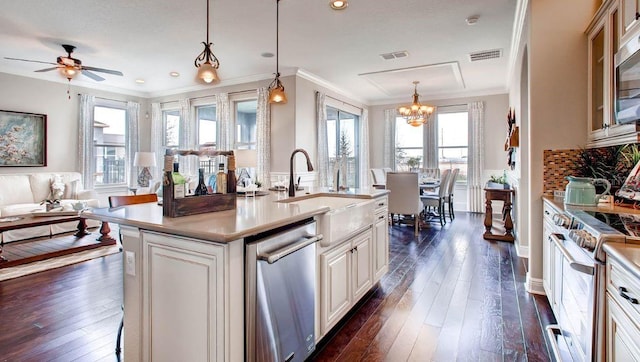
<box><xmin>549</xmin><ymin>233</ymin><xmax>595</xmax><ymax>275</ymax></box>
<box><xmin>258</xmin><ymin>234</ymin><xmax>323</xmax><ymax>264</ymax></box>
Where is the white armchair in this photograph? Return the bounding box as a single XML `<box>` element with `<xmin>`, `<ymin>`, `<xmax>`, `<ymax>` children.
<box><xmin>386</xmin><ymin>172</ymin><xmax>422</xmax><ymax>235</ymax></box>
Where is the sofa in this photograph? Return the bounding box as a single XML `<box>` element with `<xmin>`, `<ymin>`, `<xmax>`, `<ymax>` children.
<box><xmin>0</xmin><ymin>172</ymin><xmax>101</xmax><ymax>243</ymax></box>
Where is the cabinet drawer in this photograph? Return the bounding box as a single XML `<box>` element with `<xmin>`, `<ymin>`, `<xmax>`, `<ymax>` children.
<box><xmin>607</xmin><ymin>292</ymin><xmax>640</xmax><ymax>362</ymax></box>
<box><xmin>608</xmin><ymin>258</ymin><xmax>640</xmax><ymax>328</ymax></box>
<box><xmin>374</xmin><ymin>196</ymin><xmax>388</xmax><ymax>214</ymax></box>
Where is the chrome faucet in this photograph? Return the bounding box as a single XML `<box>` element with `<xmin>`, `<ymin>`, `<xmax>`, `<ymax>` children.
<box><xmin>289</xmin><ymin>149</ymin><xmax>314</xmax><ymax>197</ymax></box>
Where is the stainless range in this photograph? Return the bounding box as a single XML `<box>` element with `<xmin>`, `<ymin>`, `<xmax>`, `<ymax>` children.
<box><xmin>546</xmin><ymin>209</ymin><xmax>628</xmax><ymax>362</ymax></box>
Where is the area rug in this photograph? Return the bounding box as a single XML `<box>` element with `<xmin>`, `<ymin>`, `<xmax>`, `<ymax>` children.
<box><xmin>0</xmin><ymin>245</ymin><xmax>121</xmax><ymax>281</ymax></box>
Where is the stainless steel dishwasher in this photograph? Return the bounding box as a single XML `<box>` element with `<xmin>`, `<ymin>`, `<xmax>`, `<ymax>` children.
<box><xmin>245</xmin><ymin>219</ymin><xmax>322</xmax><ymax>362</ymax></box>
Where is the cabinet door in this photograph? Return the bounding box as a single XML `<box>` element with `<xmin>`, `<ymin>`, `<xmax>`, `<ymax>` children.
<box><xmin>352</xmin><ymin>230</ymin><xmax>373</xmax><ymax>302</ymax></box>
<box><xmin>607</xmin><ymin>294</ymin><xmax>640</xmax><ymax>362</ymax></box>
<box><xmin>373</xmin><ymin>210</ymin><xmax>389</xmax><ymax>282</ymax></box>
<box><xmin>142</xmin><ymin>232</ymin><xmax>225</xmax><ymax>362</ymax></box>
<box><xmin>622</xmin><ymin>0</ymin><xmax>640</xmax><ymax>36</ymax></box>
<box><xmin>589</xmin><ymin>19</ymin><xmax>607</xmax><ymax>135</ymax></box>
<box><xmin>320</xmin><ymin>241</ymin><xmax>352</xmax><ymax>334</ymax></box>
<box><xmin>542</xmin><ymin>220</ymin><xmax>554</xmax><ymax>300</ymax></box>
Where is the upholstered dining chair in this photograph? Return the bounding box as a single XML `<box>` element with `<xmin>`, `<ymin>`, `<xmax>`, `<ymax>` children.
<box><xmin>370</xmin><ymin>168</ymin><xmax>386</xmax><ymax>186</ymax></box>
<box><xmin>108</xmin><ymin>193</ymin><xmax>158</xmax><ymax>356</ymax></box>
<box><xmin>444</xmin><ymin>168</ymin><xmax>460</xmax><ymax>221</ymax></box>
<box><xmin>420</xmin><ymin>169</ymin><xmax>451</xmax><ymax>226</ymax></box>
<box><xmin>386</xmin><ymin>172</ymin><xmax>422</xmax><ymax>235</ymax></box>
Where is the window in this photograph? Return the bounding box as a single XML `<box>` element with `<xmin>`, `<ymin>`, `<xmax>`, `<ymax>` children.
<box><xmin>235</xmin><ymin>99</ymin><xmax>257</xmax><ymax>150</ymax></box>
<box><xmin>438</xmin><ymin>111</ymin><xmax>468</xmax><ymax>183</ymax></box>
<box><xmin>395</xmin><ymin>117</ymin><xmax>423</xmax><ymax>171</ymax></box>
<box><xmin>197</xmin><ymin>105</ymin><xmax>217</xmax><ymax>147</ymax></box>
<box><xmin>93</xmin><ymin>104</ymin><xmax>127</xmax><ymax>186</ymax></box>
<box><xmin>163</xmin><ymin>109</ymin><xmax>180</xmax><ymax>148</ymax></box>
<box><xmin>327</xmin><ymin>107</ymin><xmax>359</xmax><ymax>188</ymax></box>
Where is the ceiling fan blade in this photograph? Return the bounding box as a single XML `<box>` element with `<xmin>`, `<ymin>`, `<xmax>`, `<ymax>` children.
<box><xmin>82</xmin><ymin>70</ymin><xmax>105</xmax><ymax>81</ymax></box>
<box><xmin>4</xmin><ymin>57</ymin><xmax>57</xmax><ymax>65</ymax></box>
<box><xmin>83</xmin><ymin>66</ymin><xmax>123</xmax><ymax>76</ymax></box>
<box><xmin>35</xmin><ymin>67</ymin><xmax>60</xmax><ymax>73</ymax></box>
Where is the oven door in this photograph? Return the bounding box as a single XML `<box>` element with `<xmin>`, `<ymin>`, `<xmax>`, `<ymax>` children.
<box><xmin>549</xmin><ymin>233</ymin><xmax>597</xmax><ymax>362</ymax></box>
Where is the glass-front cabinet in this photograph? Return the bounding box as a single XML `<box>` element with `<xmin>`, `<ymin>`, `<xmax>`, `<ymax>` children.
<box><xmin>621</xmin><ymin>0</ymin><xmax>640</xmax><ymax>43</ymax></box>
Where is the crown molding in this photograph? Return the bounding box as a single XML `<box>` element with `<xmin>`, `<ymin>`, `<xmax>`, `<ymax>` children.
<box><xmin>507</xmin><ymin>0</ymin><xmax>529</xmax><ymax>87</ymax></box>
<box><xmin>296</xmin><ymin>69</ymin><xmax>367</xmax><ymax>105</ymax></box>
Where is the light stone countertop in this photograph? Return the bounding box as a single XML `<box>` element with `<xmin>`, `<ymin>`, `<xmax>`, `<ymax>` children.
<box><xmin>84</xmin><ymin>188</ymin><xmax>389</xmax><ymax>243</ymax></box>
<box><xmin>543</xmin><ymin>196</ymin><xmax>640</xmax><ymax>215</ymax></box>
<box><xmin>603</xmin><ymin>242</ymin><xmax>640</xmax><ymax>281</ymax></box>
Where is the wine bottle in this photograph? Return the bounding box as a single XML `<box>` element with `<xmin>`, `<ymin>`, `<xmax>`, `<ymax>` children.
<box><xmin>227</xmin><ymin>154</ymin><xmax>237</xmax><ymax>194</ymax></box>
<box><xmin>172</xmin><ymin>162</ymin><xmax>186</xmax><ymax>198</ymax></box>
<box><xmin>216</xmin><ymin>163</ymin><xmax>227</xmax><ymax>194</ymax></box>
<box><xmin>194</xmin><ymin>168</ymin><xmax>208</xmax><ymax>196</ymax></box>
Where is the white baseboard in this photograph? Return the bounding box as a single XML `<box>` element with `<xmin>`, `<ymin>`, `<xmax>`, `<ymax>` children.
<box><xmin>525</xmin><ymin>273</ymin><xmax>546</xmax><ymax>295</ymax></box>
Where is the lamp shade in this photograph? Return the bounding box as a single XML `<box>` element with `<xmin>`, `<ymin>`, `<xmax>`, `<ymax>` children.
<box><xmin>134</xmin><ymin>152</ymin><xmax>157</xmax><ymax>167</ymax></box>
<box><xmin>234</xmin><ymin>149</ymin><xmax>257</xmax><ymax>168</ymax></box>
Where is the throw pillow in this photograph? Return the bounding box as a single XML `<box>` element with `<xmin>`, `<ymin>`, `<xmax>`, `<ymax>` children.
<box><xmin>50</xmin><ymin>174</ymin><xmax>65</xmax><ymax>200</ymax></box>
<box><xmin>63</xmin><ymin>180</ymin><xmax>79</xmax><ymax>199</ymax></box>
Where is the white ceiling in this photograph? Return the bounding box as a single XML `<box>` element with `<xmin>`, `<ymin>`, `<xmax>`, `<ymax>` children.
<box><xmin>0</xmin><ymin>0</ymin><xmax>516</xmax><ymax>105</ymax></box>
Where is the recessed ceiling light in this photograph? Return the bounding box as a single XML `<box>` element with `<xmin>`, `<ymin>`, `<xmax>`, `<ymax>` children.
<box><xmin>330</xmin><ymin>0</ymin><xmax>348</xmax><ymax>10</ymax></box>
<box><xmin>466</xmin><ymin>16</ymin><xmax>479</xmax><ymax>25</ymax></box>
<box><xmin>261</xmin><ymin>52</ymin><xmax>274</xmax><ymax>58</ymax></box>
<box><xmin>170</xmin><ymin>71</ymin><xmax>180</xmax><ymax>77</ymax></box>
<box><xmin>135</xmin><ymin>79</ymin><xmax>145</xmax><ymax>84</ymax></box>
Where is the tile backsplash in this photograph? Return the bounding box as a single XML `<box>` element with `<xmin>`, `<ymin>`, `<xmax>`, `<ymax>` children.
<box><xmin>542</xmin><ymin>149</ymin><xmax>581</xmax><ymax>196</ymax></box>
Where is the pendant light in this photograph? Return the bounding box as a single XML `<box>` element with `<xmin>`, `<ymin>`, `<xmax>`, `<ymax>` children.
<box><xmin>268</xmin><ymin>0</ymin><xmax>287</xmax><ymax>104</ymax></box>
<box><xmin>194</xmin><ymin>0</ymin><xmax>220</xmax><ymax>84</ymax></box>
<box><xmin>397</xmin><ymin>81</ymin><xmax>435</xmax><ymax>127</ymax></box>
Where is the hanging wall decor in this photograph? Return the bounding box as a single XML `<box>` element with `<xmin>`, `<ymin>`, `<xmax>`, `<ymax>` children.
<box><xmin>504</xmin><ymin>108</ymin><xmax>518</xmax><ymax>170</ymax></box>
<box><xmin>0</xmin><ymin>110</ymin><xmax>47</xmax><ymax>166</ymax></box>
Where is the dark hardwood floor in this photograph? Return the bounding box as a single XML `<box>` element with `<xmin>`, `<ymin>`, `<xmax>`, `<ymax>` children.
<box><xmin>0</xmin><ymin>213</ymin><xmax>555</xmax><ymax>361</ymax></box>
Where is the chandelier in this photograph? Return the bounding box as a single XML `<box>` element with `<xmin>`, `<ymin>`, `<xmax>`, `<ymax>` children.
<box><xmin>194</xmin><ymin>0</ymin><xmax>220</xmax><ymax>84</ymax></box>
<box><xmin>397</xmin><ymin>81</ymin><xmax>435</xmax><ymax>127</ymax></box>
<box><xmin>268</xmin><ymin>0</ymin><xmax>287</xmax><ymax>103</ymax></box>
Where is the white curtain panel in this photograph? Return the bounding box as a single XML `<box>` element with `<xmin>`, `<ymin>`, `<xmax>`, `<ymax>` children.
<box><xmin>126</xmin><ymin>101</ymin><xmax>140</xmax><ymax>187</ymax></box>
<box><xmin>179</xmin><ymin>98</ymin><xmax>198</xmax><ymax>177</ymax></box>
<box><xmin>217</xmin><ymin>93</ymin><xmax>231</xmax><ymax>151</ymax></box>
<box><xmin>78</xmin><ymin>94</ymin><xmax>96</xmax><ymax>189</ymax></box>
<box><xmin>359</xmin><ymin>108</ymin><xmax>370</xmax><ymax>188</ymax></box>
<box><xmin>468</xmin><ymin>101</ymin><xmax>485</xmax><ymax>213</ymax></box>
<box><xmin>383</xmin><ymin>109</ymin><xmax>396</xmax><ymax>170</ymax></box>
<box><xmin>424</xmin><ymin>113</ymin><xmax>438</xmax><ymax>169</ymax></box>
<box><xmin>256</xmin><ymin>87</ymin><xmax>271</xmax><ymax>188</ymax></box>
<box><xmin>316</xmin><ymin>92</ymin><xmax>329</xmax><ymax>188</ymax></box>
<box><xmin>150</xmin><ymin>102</ymin><xmax>165</xmax><ymax>179</ymax></box>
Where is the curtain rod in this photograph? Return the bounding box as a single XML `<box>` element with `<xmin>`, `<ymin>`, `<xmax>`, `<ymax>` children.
<box><xmin>189</xmin><ymin>88</ymin><xmax>258</xmax><ymax>101</ymax></box>
<box><xmin>437</xmin><ymin>103</ymin><xmax>467</xmax><ymax>108</ymax></box>
<box><xmin>77</xmin><ymin>93</ymin><xmax>129</xmax><ymax>103</ymax></box>
<box><xmin>325</xmin><ymin>94</ymin><xmax>363</xmax><ymax>111</ymax></box>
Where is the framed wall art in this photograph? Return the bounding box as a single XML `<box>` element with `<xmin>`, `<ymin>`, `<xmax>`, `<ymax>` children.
<box><xmin>0</xmin><ymin>110</ymin><xmax>47</xmax><ymax>166</ymax></box>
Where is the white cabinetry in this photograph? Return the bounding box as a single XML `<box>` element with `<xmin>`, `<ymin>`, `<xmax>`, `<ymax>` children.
<box><xmin>320</xmin><ymin>228</ymin><xmax>373</xmax><ymax>335</ymax></box>
<box><xmin>542</xmin><ymin>200</ymin><xmax>561</xmax><ymax>305</ymax></box>
<box><xmin>373</xmin><ymin>195</ymin><xmax>389</xmax><ymax>282</ymax></box>
<box><xmin>606</xmin><ymin>253</ymin><xmax>640</xmax><ymax>361</ymax></box>
<box><xmin>622</xmin><ymin>0</ymin><xmax>640</xmax><ymax>42</ymax></box>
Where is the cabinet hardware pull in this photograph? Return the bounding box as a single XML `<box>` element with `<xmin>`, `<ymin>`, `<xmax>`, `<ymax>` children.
<box><xmin>544</xmin><ymin>210</ymin><xmax>550</xmax><ymax>215</ymax></box>
<box><xmin>619</xmin><ymin>286</ymin><xmax>639</xmax><ymax>304</ymax></box>
<box><xmin>636</xmin><ymin>12</ymin><xmax>640</xmax><ymax>20</ymax></box>
<box><xmin>378</xmin><ymin>202</ymin><xmax>385</xmax><ymax>206</ymax></box>
<box><xmin>378</xmin><ymin>215</ymin><xmax>385</xmax><ymax>220</ymax></box>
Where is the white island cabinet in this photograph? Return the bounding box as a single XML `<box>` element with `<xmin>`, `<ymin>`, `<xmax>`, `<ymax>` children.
<box><xmin>86</xmin><ymin>188</ymin><xmax>389</xmax><ymax>361</ymax></box>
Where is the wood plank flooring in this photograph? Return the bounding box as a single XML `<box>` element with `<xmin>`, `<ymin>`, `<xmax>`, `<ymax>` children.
<box><xmin>0</xmin><ymin>212</ymin><xmax>554</xmax><ymax>361</ymax></box>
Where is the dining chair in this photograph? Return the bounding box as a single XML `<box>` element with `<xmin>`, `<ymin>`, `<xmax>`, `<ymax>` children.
<box><xmin>370</xmin><ymin>168</ymin><xmax>387</xmax><ymax>186</ymax></box>
<box><xmin>420</xmin><ymin>169</ymin><xmax>451</xmax><ymax>226</ymax></box>
<box><xmin>386</xmin><ymin>172</ymin><xmax>423</xmax><ymax>235</ymax></box>
<box><xmin>444</xmin><ymin>168</ymin><xmax>460</xmax><ymax>221</ymax></box>
<box><xmin>108</xmin><ymin>193</ymin><xmax>158</xmax><ymax>356</ymax></box>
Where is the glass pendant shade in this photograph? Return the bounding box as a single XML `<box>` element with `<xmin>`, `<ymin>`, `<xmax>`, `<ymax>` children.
<box><xmin>268</xmin><ymin>77</ymin><xmax>287</xmax><ymax>104</ymax></box>
<box><xmin>197</xmin><ymin>61</ymin><xmax>219</xmax><ymax>84</ymax></box>
<box><xmin>194</xmin><ymin>0</ymin><xmax>220</xmax><ymax>84</ymax></box>
<box><xmin>60</xmin><ymin>65</ymin><xmax>79</xmax><ymax>80</ymax></box>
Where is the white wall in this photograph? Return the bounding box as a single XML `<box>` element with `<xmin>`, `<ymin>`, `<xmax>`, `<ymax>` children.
<box><xmin>0</xmin><ymin>72</ymin><xmax>145</xmax><ymax>174</ymax></box>
<box><xmin>509</xmin><ymin>0</ymin><xmax>597</xmax><ymax>293</ymax></box>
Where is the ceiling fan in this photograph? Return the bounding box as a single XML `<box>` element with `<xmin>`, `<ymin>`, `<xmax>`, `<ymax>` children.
<box><xmin>4</xmin><ymin>44</ymin><xmax>123</xmax><ymax>82</ymax></box>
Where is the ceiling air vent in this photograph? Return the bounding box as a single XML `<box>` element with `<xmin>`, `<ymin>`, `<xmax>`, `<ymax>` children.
<box><xmin>380</xmin><ymin>51</ymin><xmax>409</xmax><ymax>60</ymax></box>
<box><xmin>469</xmin><ymin>49</ymin><xmax>502</xmax><ymax>62</ymax></box>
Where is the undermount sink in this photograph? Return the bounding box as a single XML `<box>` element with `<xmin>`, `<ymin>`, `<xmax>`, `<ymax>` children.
<box><xmin>280</xmin><ymin>195</ymin><xmax>374</xmax><ymax>247</ymax></box>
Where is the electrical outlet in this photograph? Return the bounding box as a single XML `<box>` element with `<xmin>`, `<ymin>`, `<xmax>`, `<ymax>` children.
<box><xmin>125</xmin><ymin>251</ymin><xmax>135</xmax><ymax>276</ymax></box>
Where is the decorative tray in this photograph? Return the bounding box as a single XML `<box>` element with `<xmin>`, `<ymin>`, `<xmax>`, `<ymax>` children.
<box><xmin>30</xmin><ymin>211</ymin><xmax>82</xmax><ymax>217</ymax></box>
<box><xmin>0</xmin><ymin>216</ymin><xmax>23</xmax><ymax>223</ymax></box>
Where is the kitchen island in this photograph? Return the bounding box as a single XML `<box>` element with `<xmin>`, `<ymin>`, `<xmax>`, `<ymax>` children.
<box><xmin>85</xmin><ymin>188</ymin><xmax>389</xmax><ymax>362</ymax></box>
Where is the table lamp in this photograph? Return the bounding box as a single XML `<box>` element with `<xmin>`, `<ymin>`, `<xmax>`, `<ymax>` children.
<box><xmin>134</xmin><ymin>152</ymin><xmax>156</xmax><ymax>187</ymax></box>
<box><xmin>234</xmin><ymin>149</ymin><xmax>257</xmax><ymax>186</ymax></box>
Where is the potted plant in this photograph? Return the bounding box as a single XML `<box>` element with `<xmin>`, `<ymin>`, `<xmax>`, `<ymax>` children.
<box><xmin>406</xmin><ymin>156</ymin><xmax>422</xmax><ymax>171</ymax></box>
<box><xmin>487</xmin><ymin>174</ymin><xmax>509</xmax><ymax>189</ymax></box>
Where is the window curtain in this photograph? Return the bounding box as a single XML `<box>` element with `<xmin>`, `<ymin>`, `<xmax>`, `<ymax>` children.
<box><xmin>217</xmin><ymin>93</ymin><xmax>231</xmax><ymax>151</ymax></box>
<box><xmin>150</xmin><ymin>103</ymin><xmax>164</xmax><ymax>180</ymax></box>
<box><xmin>383</xmin><ymin>109</ymin><xmax>396</xmax><ymax>170</ymax></box>
<box><xmin>256</xmin><ymin>87</ymin><xmax>271</xmax><ymax>187</ymax></box>
<box><xmin>359</xmin><ymin>108</ymin><xmax>370</xmax><ymax>188</ymax></box>
<box><xmin>178</xmin><ymin>98</ymin><xmax>198</xmax><ymax>177</ymax></box>
<box><xmin>126</xmin><ymin>101</ymin><xmax>140</xmax><ymax>188</ymax></box>
<box><xmin>468</xmin><ymin>101</ymin><xmax>485</xmax><ymax>212</ymax></box>
<box><xmin>423</xmin><ymin>113</ymin><xmax>438</xmax><ymax>169</ymax></box>
<box><xmin>78</xmin><ymin>94</ymin><xmax>96</xmax><ymax>190</ymax></box>
<box><xmin>316</xmin><ymin>92</ymin><xmax>329</xmax><ymax>188</ymax></box>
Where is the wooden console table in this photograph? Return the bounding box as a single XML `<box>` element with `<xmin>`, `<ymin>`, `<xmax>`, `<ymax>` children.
<box><xmin>483</xmin><ymin>186</ymin><xmax>515</xmax><ymax>242</ymax></box>
<box><xmin>0</xmin><ymin>213</ymin><xmax>115</xmax><ymax>268</ymax></box>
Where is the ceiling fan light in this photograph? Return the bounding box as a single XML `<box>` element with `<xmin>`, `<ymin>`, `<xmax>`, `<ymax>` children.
<box><xmin>60</xmin><ymin>66</ymin><xmax>79</xmax><ymax>79</ymax></box>
<box><xmin>197</xmin><ymin>62</ymin><xmax>219</xmax><ymax>84</ymax></box>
